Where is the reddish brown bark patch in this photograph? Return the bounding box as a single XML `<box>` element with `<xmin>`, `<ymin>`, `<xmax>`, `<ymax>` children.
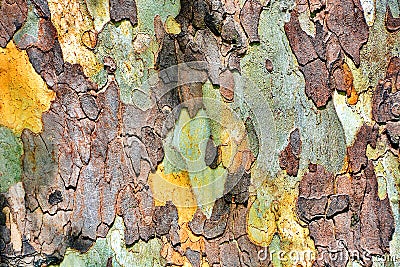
<box><xmin>279</xmin><ymin>128</ymin><xmax>302</xmax><ymax>176</ymax></box>
<box><xmin>301</xmin><ymin>60</ymin><xmax>332</xmax><ymax>107</ymax></box>
<box><xmin>285</xmin><ymin>1</ymin><xmax>368</xmax><ymax>107</ymax></box>
<box><xmin>326</xmin><ymin>0</ymin><xmax>369</xmax><ymax>66</ymax></box>
<box><xmin>185</xmin><ymin>249</ymin><xmax>201</xmax><ymax>267</ymax></box>
<box><xmin>386</xmin><ymin>122</ymin><xmax>400</xmax><ymax>148</ymax></box>
<box><xmin>297</xmin><ymin>196</ymin><xmax>328</xmax><ymax>222</ymax></box>
<box><xmin>265</xmin><ymin>58</ymin><xmax>273</xmax><ymax>72</ymax></box>
<box><xmin>372</xmin><ymin>57</ymin><xmax>400</xmax><ymax>151</ymax></box>
<box><xmin>240</xmin><ymin>0</ymin><xmax>263</xmax><ymax>43</ymax></box>
<box><xmin>372</xmin><ymin>57</ymin><xmax>400</xmax><ymax>125</ymax></box>
<box><xmin>385</xmin><ymin>6</ymin><xmax>400</xmax><ymax>32</ymax></box>
<box><xmin>358</xmin><ymin>162</ymin><xmax>395</xmax><ymax>255</ymax></box>
<box><xmin>141</xmin><ymin>126</ymin><xmax>164</xmax><ymax>169</ymax></box>
<box><xmin>0</xmin><ymin>0</ymin><xmax>28</xmax><ymax>48</ymax></box>
<box><xmin>298</xmin><ymin>160</ymin><xmax>395</xmax><ymax>266</ymax></box>
<box><xmin>219</xmin><ymin>69</ymin><xmax>235</xmax><ymax>102</ymax></box>
<box><xmin>116</xmin><ymin>184</ymin><xmax>140</xmax><ymax>245</ymax></box>
<box><xmin>326</xmin><ymin>194</ymin><xmax>349</xmax><ymax>218</ymax></box>
<box><xmin>309</xmin><ymin>218</ymin><xmax>336</xmax><ymax>247</ymax></box>
<box><xmin>284</xmin><ymin>12</ymin><xmax>318</xmax><ymax>66</ymax></box>
<box><xmin>299</xmin><ymin>164</ymin><xmax>334</xmax><ymax>198</ymax></box>
<box><xmin>372</xmin><ymin>80</ymin><xmax>400</xmax><ymax>123</ymax></box>
<box><xmin>188</xmin><ymin>200</ymin><xmax>271</xmax><ymax>266</ymax></box>
<box><xmin>347</xmin><ymin>124</ymin><xmax>378</xmax><ymax>174</ymax></box>
<box><xmin>284</xmin><ymin>11</ymin><xmax>332</xmax><ymax>107</ymax></box>
<box><xmin>109</xmin><ymin>0</ymin><xmax>138</xmax><ymax>26</ymax></box>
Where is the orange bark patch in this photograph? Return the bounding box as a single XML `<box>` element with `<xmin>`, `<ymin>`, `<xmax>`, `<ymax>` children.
<box><xmin>0</xmin><ymin>41</ymin><xmax>55</xmax><ymax>134</ymax></box>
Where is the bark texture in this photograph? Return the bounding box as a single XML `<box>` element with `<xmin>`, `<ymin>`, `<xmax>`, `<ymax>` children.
<box><xmin>1</xmin><ymin>0</ymin><xmax>400</xmax><ymax>266</ymax></box>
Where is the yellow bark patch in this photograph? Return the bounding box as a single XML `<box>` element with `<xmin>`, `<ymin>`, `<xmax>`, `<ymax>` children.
<box><xmin>180</xmin><ymin>223</ymin><xmax>205</xmax><ymax>252</ymax></box>
<box><xmin>347</xmin><ymin>87</ymin><xmax>359</xmax><ymax>105</ymax></box>
<box><xmin>165</xmin><ymin>16</ymin><xmax>181</xmax><ymax>35</ymax></box>
<box><xmin>149</xmin><ymin>163</ymin><xmax>198</xmax><ymax>225</ymax></box>
<box><xmin>81</xmin><ymin>29</ymin><xmax>97</xmax><ymax>49</ymax></box>
<box><xmin>247</xmin><ymin>171</ymin><xmax>316</xmax><ymax>267</ymax></box>
<box><xmin>84</xmin><ymin>0</ymin><xmax>110</xmax><ymax>32</ymax></box>
<box><xmin>161</xmin><ymin>236</ymin><xmax>193</xmax><ymax>266</ymax></box>
<box><xmin>0</xmin><ymin>41</ymin><xmax>55</xmax><ymax>134</ymax></box>
<box><xmin>47</xmin><ymin>0</ymin><xmax>102</xmax><ymax>77</ymax></box>
<box><xmin>342</xmin><ymin>62</ymin><xmax>359</xmax><ymax>105</ymax></box>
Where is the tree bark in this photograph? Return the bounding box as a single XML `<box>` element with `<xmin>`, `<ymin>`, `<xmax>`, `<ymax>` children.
<box><xmin>1</xmin><ymin>0</ymin><xmax>400</xmax><ymax>266</ymax></box>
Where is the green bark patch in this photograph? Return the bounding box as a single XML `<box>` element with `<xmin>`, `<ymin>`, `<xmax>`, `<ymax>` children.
<box><xmin>0</xmin><ymin>126</ymin><xmax>23</xmax><ymax>193</ymax></box>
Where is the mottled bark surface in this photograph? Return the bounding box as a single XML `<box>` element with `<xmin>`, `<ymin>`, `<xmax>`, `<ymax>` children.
<box><xmin>1</xmin><ymin>0</ymin><xmax>400</xmax><ymax>266</ymax></box>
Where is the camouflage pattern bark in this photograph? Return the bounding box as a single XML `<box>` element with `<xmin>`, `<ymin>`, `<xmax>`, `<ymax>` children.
<box><xmin>1</xmin><ymin>0</ymin><xmax>400</xmax><ymax>266</ymax></box>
